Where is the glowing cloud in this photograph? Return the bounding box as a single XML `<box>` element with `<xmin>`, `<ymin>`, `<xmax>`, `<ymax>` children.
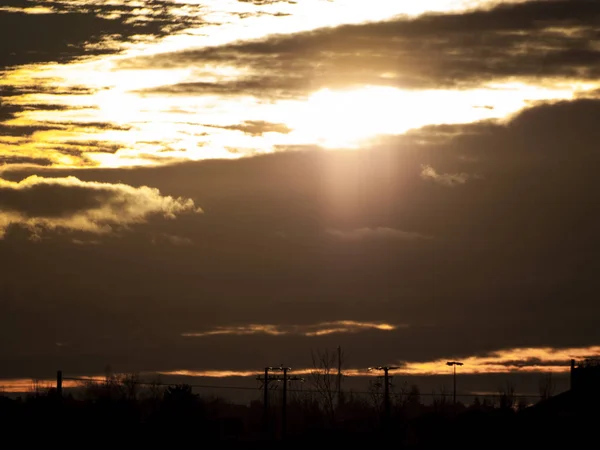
<box><xmin>181</xmin><ymin>320</ymin><xmax>403</xmax><ymax>338</ymax></box>
<box><xmin>2</xmin><ymin>0</ymin><xmax>595</xmax><ymax>169</ymax></box>
<box><xmin>420</xmin><ymin>165</ymin><xmax>473</xmax><ymax>187</ymax></box>
<box><xmin>160</xmin><ymin>345</ymin><xmax>600</xmax><ymax>379</ymax></box>
<box><xmin>0</xmin><ymin>176</ymin><xmax>201</xmax><ymax>239</ymax></box>
<box><xmin>391</xmin><ymin>346</ymin><xmax>600</xmax><ymax>375</ymax></box>
<box><xmin>0</xmin><ymin>378</ymin><xmax>91</xmax><ymax>393</ymax></box>
<box><xmin>4</xmin><ymin>346</ymin><xmax>598</xmax><ymax>393</ymax></box>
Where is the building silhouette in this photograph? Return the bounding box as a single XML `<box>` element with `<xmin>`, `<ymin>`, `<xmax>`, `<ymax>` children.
<box><xmin>570</xmin><ymin>358</ymin><xmax>600</xmax><ymax>394</ymax></box>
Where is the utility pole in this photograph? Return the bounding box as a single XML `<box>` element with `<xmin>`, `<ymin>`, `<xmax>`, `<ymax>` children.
<box><xmin>336</xmin><ymin>345</ymin><xmax>342</xmax><ymax>407</ymax></box>
<box><xmin>368</xmin><ymin>365</ymin><xmax>399</xmax><ymax>430</ymax></box>
<box><xmin>446</xmin><ymin>361</ymin><xmax>464</xmax><ymax>410</ymax></box>
<box><xmin>257</xmin><ymin>366</ymin><xmax>280</xmax><ymax>437</ymax></box>
<box><xmin>282</xmin><ymin>366</ymin><xmax>289</xmax><ymax>439</ymax></box>
<box><xmin>258</xmin><ymin>365</ymin><xmax>303</xmax><ymax>440</ymax></box>
<box><xmin>261</xmin><ymin>365</ymin><xmax>292</xmax><ymax>440</ymax></box>
<box><xmin>263</xmin><ymin>367</ymin><xmax>269</xmax><ymax>430</ymax></box>
<box><xmin>56</xmin><ymin>370</ymin><xmax>63</xmax><ymax>398</ymax></box>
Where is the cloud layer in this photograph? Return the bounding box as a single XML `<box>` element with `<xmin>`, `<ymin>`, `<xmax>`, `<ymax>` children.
<box><xmin>0</xmin><ymin>1</ymin><xmax>599</xmax><ymax>390</ymax></box>
<box><xmin>2</xmin><ymin>0</ymin><xmax>599</xmax><ymax>169</ymax></box>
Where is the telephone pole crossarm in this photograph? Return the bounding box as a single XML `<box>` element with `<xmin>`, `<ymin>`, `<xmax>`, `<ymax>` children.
<box><xmin>368</xmin><ymin>365</ymin><xmax>400</xmax><ymax>428</ymax></box>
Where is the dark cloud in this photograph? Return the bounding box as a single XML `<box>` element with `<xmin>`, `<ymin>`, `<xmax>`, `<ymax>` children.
<box><xmin>495</xmin><ymin>358</ymin><xmax>568</xmax><ymax>369</ymax></box>
<box><xmin>134</xmin><ymin>78</ymin><xmax>310</xmax><ymax>99</ymax></box>
<box><xmin>129</xmin><ymin>0</ymin><xmax>600</xmax><ymax>97</ymax></box>
<box><xmin>1</xmin><ymin>97</ymin><xmax>599</xmax><ymax>376</ymax></box>
<box><xmin>0</xmin><ymin>85</ymin><xmax>96</xmax><ymax>97</ymax></box>
<box><xmin>237</xmin><ymin>0</ymin><xmax>296</xmax><ymax>4</ymax></box>
<box><xmin>0</xmin><ymin>101</ymin><xmax>21</xmax><ymax>123</ymax></box>
<box><xmin>0</xmin><ymin>124</ymin><xmax>60</xmax><ymax>137</ymax></box>
<box><xmin>0</xmin><ymin>155</ymin><xmax>53</xmax><ymax>167</ymax></box>
<box><xmin>0</xmin><ymin>81</ymin><xmax>109</xmax><ymax>145</ymax></box>
<box><xmin>0</xmin><ymin>2</ymin><xmax>203</xmax><ymax>70</ymax></box>
<box><xmin>203</xmin><ymin>120</ymin><xmax>292</xmax><ymax>136</ymax></box>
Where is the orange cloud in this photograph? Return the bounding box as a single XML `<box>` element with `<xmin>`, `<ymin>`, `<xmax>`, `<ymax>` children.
<box><xmin>389</xmin><ymin>346</ymin><xmax>600</xmax><ymax>375</ymax></box>
<box><xmin>4</xmin><ymin>346</ymin><xmax>598</xmax><ymax>393</ymax></box>
<box><xmin>181</xmin><ymin>320</ymin><xmax>403</xmax><ymax>338</ymax></box>
<box><xmin>0</xmin><ymin>378</ymin><xmax>88</xmax><ymax>393</ymax></box>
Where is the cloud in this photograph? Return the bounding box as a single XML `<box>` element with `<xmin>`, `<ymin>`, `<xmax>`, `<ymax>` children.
<box><xmin>0</xmin><ymin>378</ymin><xmax>85</xmax><ymax>393</ymax></box>
<box><xmin>182</xmin><ymin>320</ymin><xmax>403</xmax><ymax>338</ymax></box>
<box><xmin>128</xmin><ymin>0</ymin><xmax>600</xmax><ymax>97</ymax></box>
<box><xmin>420</xmin><ymin>165</ymin><xmax>472</xmax><ymax>187</ymax></box>
<box><xmin>4</xmin><ymin>1</ymin><xmax>598</xmax><ymax>171</ymax></box>
<box><xmin>2</xmin><ymin>345</ymin><xmax>597</xmax><ymax>391</ymax></box>
<box><xmin>152</xmin><ymin>233</ymin><xmax>194</xmax><ymax>247</ymax></box>
<box><xmin>1</xmin><ymin>99</ymin><xmax>600</xmax><ymax>379</ymax></box>
<box><xmin>397</xmin><ymin>346</ymin><xmax>600</xmax><ymax>375</ymax></box>
<box><xmin>0</xmin><ymin>175</ymin><xmax>201</xmax><ymax>239</ymax></box>
<box><xmin>326</xmin><ymin>227</ymin><xmax>432</xmax><ymax>241</ymax></box>
<box><xmin>0</xmin><ymin>2</ymin><xmax>203</xmax><ymax>69</ymax></box>
<box><xmin>202</xmin><ymin>120</ymin><xmax>292</xmax><ymax>136</ymax></box>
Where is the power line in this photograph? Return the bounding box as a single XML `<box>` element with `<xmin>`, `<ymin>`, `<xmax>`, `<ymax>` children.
<box><xmin>61</xmin><ymin>376</ymin><xmax>544</xmax><ymax>398</ymax></box>
<box><xmin>63</xmin><ymin>376</ymin><xmax>258</xmax><ymax>391</ymax></box>
<box><xmin>255</xmin><ymin>365</ymin><xmax>304</xmax><ymax>440</ymax></box>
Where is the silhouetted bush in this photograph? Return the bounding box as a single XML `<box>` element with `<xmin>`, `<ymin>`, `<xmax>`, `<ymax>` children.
<box><xmin>1</xmin><ymin>376</ymin><xmax>598</xmax><ymax>447</ymax></box>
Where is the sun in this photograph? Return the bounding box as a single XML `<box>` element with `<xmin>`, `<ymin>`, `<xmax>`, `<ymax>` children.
<box><xmin>286</xmin><ymin>87</ymin><xmax>409</xmax><ymax>148</ymax></box>
<box><xmin>278</xmin><ymin>82</ymin><xmax>582</xmax><ymax>149</ymax></box>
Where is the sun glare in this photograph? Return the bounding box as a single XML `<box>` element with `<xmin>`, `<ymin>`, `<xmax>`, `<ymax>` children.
<box><xmin>279</xmin><ymin>83</ymin><xmax>580</xmax><ymax>149</ymax></box>
<box><xmin>1</xmin><ymin>0</ymin><xmax>596</xmax><ymax>169</ymax></box>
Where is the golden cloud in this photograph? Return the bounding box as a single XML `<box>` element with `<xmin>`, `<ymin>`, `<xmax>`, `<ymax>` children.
<box><xmin>181</xmin><ymin>320</ymin><xmax>403</xmax><ymax>338</ymax></box>
<box><xmin>387</xmin><ymin>346</ymin><xmax>600</xmax><ymax>376</ymax></box>
<box><xmin>0</xmin><ymin>175</ymin><xmax>201</xmax><ymax>239</ymax></box>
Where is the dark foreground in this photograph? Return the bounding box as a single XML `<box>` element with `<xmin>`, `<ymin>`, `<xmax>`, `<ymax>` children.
<box><xmin>1</xmin><ymin>385</ymin><xmax>597</xmax><ymax>448</ymax></box>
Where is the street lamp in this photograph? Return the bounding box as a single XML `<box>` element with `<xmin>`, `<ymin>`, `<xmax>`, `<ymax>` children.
<box><xmin>446</xmin><ymin>361</ymin><xmax>463</xmax><ymax>408</ymax></box>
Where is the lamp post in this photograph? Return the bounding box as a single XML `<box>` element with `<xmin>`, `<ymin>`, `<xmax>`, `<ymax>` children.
<box><xmin>446</xmin><ymin>361</ymin><xmax>463</xmax><ymax>408</ymax></box>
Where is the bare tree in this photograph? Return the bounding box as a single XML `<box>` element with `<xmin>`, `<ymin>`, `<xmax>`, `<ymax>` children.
<box><xmin>145</xmin><ymin>377</ymin><xmax>164</xmax><ymax>402</ymax></box>
<box><xmin>393</xmin><ymin>381</ymin><xmax>420</xmax><ymax>407</ymax></box>
<box><xmin>120</xmin><ymin>372</ymin><xmax>140</xmax><ymax>401</ymax></box>
<box><xmin>406</xmin><ymin>384</ymin><xmax>421</xmax><ymax>408</ymax></box>
<box><xmin>517</xmin><ymin>396</ymin><xmax>529</xmax><ymax>411</ymax></box>
<box><xmin>309</xmin><ymin>348</ymin><xmax>343</xmax><ymax>423</ymax></box>
<box><xmin>368</xmin><ymin>379</ymin><xmax>384</xmax><ymax>414</ymax></box>
<box><xmin>498</xmin><ymin>381</ymin><xmax>516</xmax><ymax>410</ymax></box>
<box><xmin>432</xmin><ymin>385</ymin><xmax>450</xmax><ymax>412</ymax></box>
<box><xmin>31</xmin><ymin>379</ymin><xmax>40</xmax><ymax>395</ymax></box>
<box><xmin>538</xmin><ymin>373</ymin><xmax>555</xmax><ymax>401</ymax></box>
<box><xmin>30</xmin><ymin>379</ymin><xmax>51</xmax><ymax>396</ymax></box>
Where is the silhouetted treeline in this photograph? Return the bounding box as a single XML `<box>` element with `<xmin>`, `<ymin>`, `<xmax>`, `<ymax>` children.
<box><xmin>1</xmin><ymin>376</ymin><xmax>598</xmax><ymax>448</ymax></box>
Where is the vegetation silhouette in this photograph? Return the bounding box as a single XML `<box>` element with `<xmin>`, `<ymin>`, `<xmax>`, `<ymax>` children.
<box><xmin>1</xmin><ymin>359</ymin><xmax>599</xmax><ymax>447</ymax></box>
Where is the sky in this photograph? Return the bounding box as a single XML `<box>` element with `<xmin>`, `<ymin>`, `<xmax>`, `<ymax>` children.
<box><xmin>1</xmin><ymin>0</ymin><xmax>600</xmax><ymax>395</ymax></box>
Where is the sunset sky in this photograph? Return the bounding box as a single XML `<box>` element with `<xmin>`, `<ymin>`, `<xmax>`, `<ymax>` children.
<box><xmin>1</xmin><ymin>0</ymin><xmax>600</xmax><ymax>394</ymax></box>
